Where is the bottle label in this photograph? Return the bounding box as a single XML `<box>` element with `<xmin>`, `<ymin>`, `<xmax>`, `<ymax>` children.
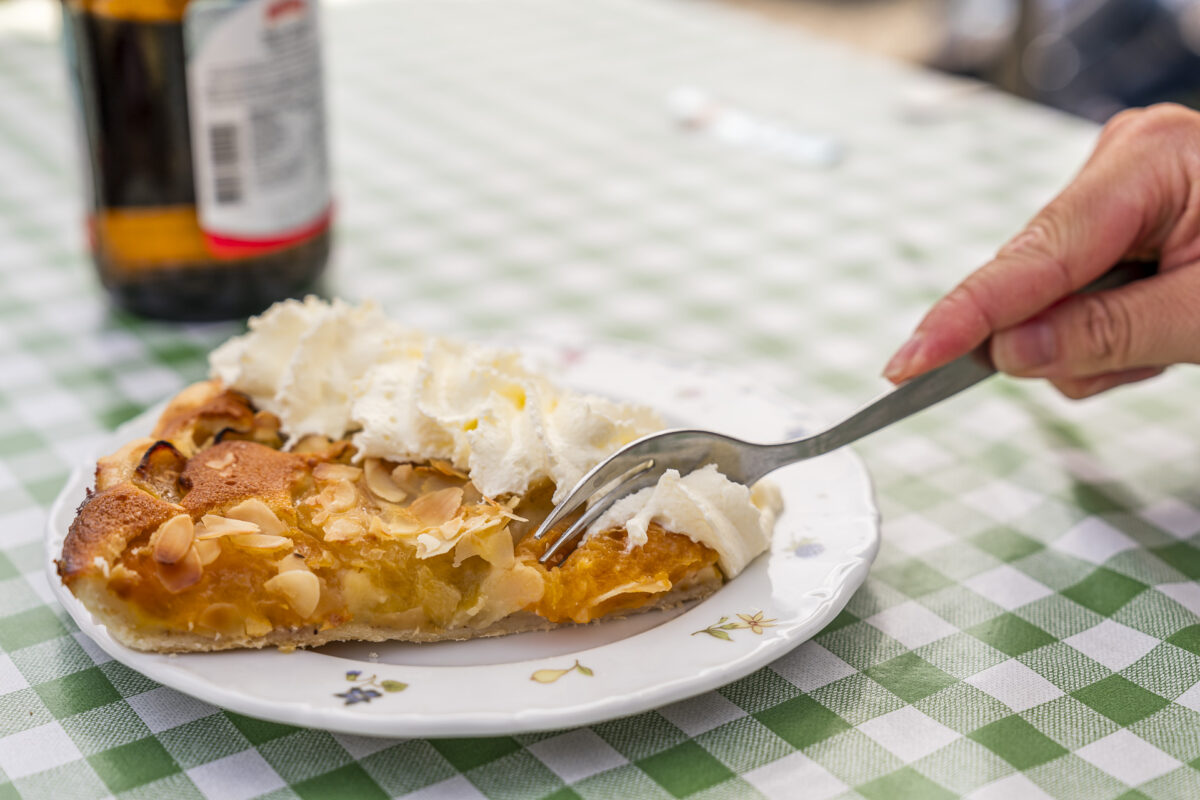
<box><xmin>185</xmin><ymin>0</ymin><xmax>331</xmax><ymax>257</ymax></box>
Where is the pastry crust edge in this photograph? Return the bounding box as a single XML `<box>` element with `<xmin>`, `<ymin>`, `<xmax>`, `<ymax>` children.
<box><xmin>68</xmin><ymin>567</ymin><xmax>723</xmax><ymax>653</ymax></box>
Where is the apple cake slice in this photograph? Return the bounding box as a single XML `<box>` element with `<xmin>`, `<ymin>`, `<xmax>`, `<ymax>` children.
<box><xmin>57</xmin><ymin>299</ymin><xmax>780</xmax><ymax>652</ymax></box>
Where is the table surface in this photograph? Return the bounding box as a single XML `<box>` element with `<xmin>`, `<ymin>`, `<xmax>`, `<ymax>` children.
<box><xmin>5</xmin><ymin>1</ymin><xmax>1200</xmax><ymax>798</ymax></box>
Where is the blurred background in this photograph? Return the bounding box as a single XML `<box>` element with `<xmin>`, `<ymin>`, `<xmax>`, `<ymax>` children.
<box><xmin>3</xmin><ymin>0</ymin><xmax>1198</xmax><ymax>125</ymax></box>
<box><xmin>2</xmin><ymin>0</ymin><xmax>1198</xmax><ymax>122</ymax></box>
<box><xmin>728</xmin><ymin>0</ymin><xmax>1200</xmax><ymax>121</ymax></box>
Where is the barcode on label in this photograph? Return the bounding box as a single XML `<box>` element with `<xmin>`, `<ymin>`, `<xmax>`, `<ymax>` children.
<box><xmin>208</xmin><ymin>124</ymin><xmax>242</xmax><ymax>204</ymax></box>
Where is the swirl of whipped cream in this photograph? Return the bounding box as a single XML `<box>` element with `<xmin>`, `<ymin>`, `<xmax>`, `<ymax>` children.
<box><xmin>209</xmin><ymin>297</ymin><xmax>661</xmax><ymax>500</ymax></box>
<box><xmin>209</xmin><ymin>297</ymin><xmax>779</xmax><ymax>576</ymax></box>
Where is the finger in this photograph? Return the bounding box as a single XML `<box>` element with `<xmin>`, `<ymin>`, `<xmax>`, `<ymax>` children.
<box><xmin>990</xmin><ymin>266</ymin><xmax>1200</xmax><ymax>377</ymax></box>
<box><xmin>883</xmin><ymin>178</ymin><xmax>1148</xmax><ymax>385</ymax></box>
<box><xmin>884</xmin><ymin>103</ymin><xmax>1200</xmax><ymax>384</ymax></box>
<box><xmin>1049</xmin><ymin>367</ymin><xmax>1165</xmax><ymax>400</ymax></box>
<box><xmin>878</xmin><ymin>103</ymin><xmax>1200</xmax><ymax>386</ymax></box>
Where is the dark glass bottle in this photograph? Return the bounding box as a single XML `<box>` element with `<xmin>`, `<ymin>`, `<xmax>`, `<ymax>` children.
<box><xmin>62</xmin><ymin>0</ymin><xmax>331</xmax><ymax>321</ymax></box>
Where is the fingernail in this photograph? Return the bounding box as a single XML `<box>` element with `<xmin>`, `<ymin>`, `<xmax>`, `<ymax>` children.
<box><xmin>999</xmin><ymin>319</ymin><xmax>1056</xmax><ymax>372</ymax></box>
<box><xmin>883</xmin><ymin>334</ymin><xmax>925</xmax><ymax>381</ymax></box>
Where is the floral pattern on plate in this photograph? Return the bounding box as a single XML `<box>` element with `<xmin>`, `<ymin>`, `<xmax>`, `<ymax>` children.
<box><xmin>337</xmin><ymin>670</ymin><xmax>408</xmax><ymax>705</ymax></box>
<box><xmin>692</xmin><ymin>611</ymin><xmax>777</xmax><ymax>641</ymax></box>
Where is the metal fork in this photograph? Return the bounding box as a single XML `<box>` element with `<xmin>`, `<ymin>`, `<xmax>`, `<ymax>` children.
<box><xmin>532</xmin><ymin>261</ymin><xmax>1155</xmax><ymax>563</ymax></box>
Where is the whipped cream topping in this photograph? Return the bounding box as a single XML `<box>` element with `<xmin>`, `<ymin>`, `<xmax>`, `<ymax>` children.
<box><xmin>210</xmin><ymin>297</ymin><xmax>779</xmax><ymax>576</ymax></box>
<box><xmin>587</xmin><ymin>465</ymin><xmax>782</xmax><ymax>577</ymax></box>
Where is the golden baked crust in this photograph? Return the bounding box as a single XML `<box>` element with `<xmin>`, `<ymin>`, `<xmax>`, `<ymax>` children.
<box><xmin>60</xmin><ymin>484</ymin><xmax>179</xmax><ymax>579</ymax></box>
<box><xmin>57</xmin><ymin>381</ymin><xmax>725</xmax><ymax>652</ymax></box>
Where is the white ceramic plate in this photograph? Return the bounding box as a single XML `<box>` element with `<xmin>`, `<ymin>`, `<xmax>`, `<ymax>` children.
<box><xmin>45</xmin><ymin>341</ymin><xmax>879</xmax><ymax>737</ymax></box>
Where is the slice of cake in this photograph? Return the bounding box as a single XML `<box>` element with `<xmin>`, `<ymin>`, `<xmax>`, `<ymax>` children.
<box><xmin>57</xmin><ymin>298</ymin><xmax>781</xmax><ymax>652</ymax></box>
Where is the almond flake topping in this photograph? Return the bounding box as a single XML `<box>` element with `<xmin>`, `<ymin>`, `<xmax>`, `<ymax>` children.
<box><xmin>487</xmin><ymin>496</ymin><xmax>528</xmax><ymax>522</ymax></box>
<box><xmin>156</xmin><ymin>546</ymin><xmax>203</xmax><ymax>593</ymax></box>
<box><xmin>225</xmin><ymin>498</ymin><xmax>286</xmax><ymax>536</ymax></box>
<box><xmin>194</xmin><ymin>538</ymin><xmax>222</xmax><ymax>566</ymax></box>
<box><xmin>265</xmin><ymin>570</ymin><xmax>320</xmax><ymax>618</ymax></box>
<box><xmin>325</xmin><ymin>481</ymin><xmax>358</xmax><ymax>513</ymax></box>
<box><xmin>590</xmin><ymin>577</ymin><xmax>672</xmax><ymax>606</ymax></box>
<box><xmin>204</xmin><ymin>452</ymin><xmax>236</xmax><ymax>470</ymax></box>
<box><xmin>195</xmin><ymin>515</ymin><xmax>260</xmax><ymax>539</ymax></box>
<box><xmin>408</xmin><ymin>487</ymin><xmax>463</xmax><ymax>526</ymax></box>
<box><xmin>151</xmin><ymin>514</ymin><xmax>195</xmax><ymax>565</ymax></box>
<box><xmin>229</xmin><ymin>533</ymin><xmax>292</xmax><ymax>550</ymax></box>
<box><xmin>314</xmin><ymin>462</ymin><xmax>362</xmax><ymax>482</ymax></box>
<box><xmin>275</xmin><ymin>552</ymin><xmax>309</xmax><ymax>573</ymax></box>
<box><xmin>430</xmin><ymin>460</ymin><xmax>468</xmax><ymax>479</ymax></box>
<box><xmin>323</xmin><ymin>516</ymin><xmax>365</xmax><ymax>542</ymax></box>
<box><xmin>364</xmin><ymin>458</ymin><xmax>406</xmax><ymax>503</ymax></box>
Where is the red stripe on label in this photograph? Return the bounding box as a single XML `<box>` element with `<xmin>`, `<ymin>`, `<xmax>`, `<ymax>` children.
<box><xmin>204</xmin><ymin>204</ymin><xmax>333</xmax><ymax>258</ymax></box>
<box><xmin>267</xmin><ymin>0</ymin><xmax>307</xmax><ymax>20</ymax></box>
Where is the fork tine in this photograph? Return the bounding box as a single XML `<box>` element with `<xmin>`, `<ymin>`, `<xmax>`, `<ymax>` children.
<box><xmin>531</xmin><ymin>430</ymin><xmax>682</xmax><ymax>540</ymax></box>
<box><xmin>530</xmin><ymin>488</ymin><xmax>593</xmax><ymax>543</ymax></box>
<box><xmin>537</xmin><ymin>501</ymin><xmax>609</xmax><ymax>564</ymax></box>
<box><xmin>533</xmin><ymin>458</ymin><xmax>655</xmax><ymax>540</ymax></box>
<box><xmin>538</xmin><ymin>468</ymin><xmax>664</xmax><ymax>563</ymax></box>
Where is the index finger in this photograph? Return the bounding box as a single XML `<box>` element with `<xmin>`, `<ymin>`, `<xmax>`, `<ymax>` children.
<box><xmin>884</xmin><ymin>168</ymin><xmax>1146</xmax><ymax>383</ymax></box>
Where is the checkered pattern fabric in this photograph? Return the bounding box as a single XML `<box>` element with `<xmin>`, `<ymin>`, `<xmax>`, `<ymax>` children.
<box><xmin>3</xmin><ymin>0</ymin><xmax>1199</xmax><ymax>797</ymax></box>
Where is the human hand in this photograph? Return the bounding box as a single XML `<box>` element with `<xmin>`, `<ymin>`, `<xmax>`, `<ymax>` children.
<box><xmin>883</xmin><ymin>103</ymin><xmax>1200</xmax><ymax>399</ymax></box>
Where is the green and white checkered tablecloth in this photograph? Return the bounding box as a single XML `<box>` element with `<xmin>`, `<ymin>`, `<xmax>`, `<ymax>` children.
<box><xmin>5</xmin><ymin>0</ymin><xmax>1200</xmax><ymax>797</ymax></box>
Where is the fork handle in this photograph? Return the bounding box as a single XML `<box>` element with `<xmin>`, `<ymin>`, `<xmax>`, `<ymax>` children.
<box><xmin>764</xmin><ymin>260</ymin><xmax>1158</xmax><ymax>472</ymax></box>
<box><xmin>780</xmin><ymin>344</ymin><xmax>995</xmax><ymax>463</ymax></box>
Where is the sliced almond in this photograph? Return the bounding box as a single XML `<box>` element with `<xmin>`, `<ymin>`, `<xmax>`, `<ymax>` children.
<box><xmin>276</xmin><ymin>552</ymin><xmax>309</xmax><ymax>573</ymax></box>
<box><xmin>225</xmin><ymin>498</ymin><xmax>286</xmax><ymax>536</ymax></box>
<box><xmin>265</xmin><ymin>570</ymin><xmax>320</xmax><ymax>618</ymax></box>
<box><xmin>196</xmin><ymin>515</ymin><xmax>260</xmax><ymax>539</ymax></box>
<box><xmin>156</xmin><ymin>545</ymin><xmax>203</xmax><ymax>593</ymax></box>
<box><xmin>229</xmin><ymin>533</ymin><xmax>292</xmax><ymax>550</ymax></box>
<box><xmin>293</xmin><ymin>433</ymin><xmax>333</xmax><ymax>453</ymax></box>
<box><xmin>391</xmin><ymin>463</ymin><xmax>414</xmax><ymax>485</ymax></box>
<box><xmin>430</xmin><ymin>459</ymin><xmax>468</xmax><ymax>479</ymax></box>
<box><xmin>314</xmin><ymin>462</ymin><xmax>362</xmax><ymax>482</ymax></box>
<box><xmin>324</xmin><ymin>516</ymin><xmax>365</xmax><ymax>542</ymax></box>
<box><xmin>378</xmin><ymin>507</ymin><xmax>420</xmax><ymax>536</ymax></box>
<box><xmin>486</xmin><ymin>496</ymin><xmax>528</xmax><ymax>522</ymax></box>
<box><xmin>415</xmin><ymin>531</ymin><xmax>455</xmax><ymax>559</ymax></box>
<box><xmin>590</xmin><ymin>577</ymin><xmax>672</xmax><ymax>606</ymax></box>
<box><xmin>204</xmin><ymin>451</ymin><xmax>236</xmax><ymax>471</ymax></box>
<box><xmin>471</xmin><ymin>563</ymin><xmax>544</xmax><ymax>625</ymax></box>
<box><xmin>314</xmin><ymin>480</ymin><xmax>357</xmax><ymax>515</ymax></box>
<box><xmin>458</xmin><ymin>508</ymin><xmax>506</xmax><ymax>536</ymax></box>
<box><xmin>454</xmin><ymin>525</ymin><xmax>515</xmax><ymax>569</ymax></box>
<box><xmin>409</xmin><ymin>487</ymin><xmax>463</xmax><ymax>527</ymax></box>
<box><xmin>416</xmin><ymin>471</ymin><xmax>459</xmax><ymax>495</ymax></box>
<box><xmin>364</xmin><ymin>458</ymin><xmax>407</xmax><ymax>503</ymax></box>
<box><xmin>194</xmin><ymin>538</ymin><xmax>222</xmax><ymax>566</ymax></box>
<box><xmin>151</xmin><ymin>514</ymin><xmax>194</xmax><ymax>564</ymax></box>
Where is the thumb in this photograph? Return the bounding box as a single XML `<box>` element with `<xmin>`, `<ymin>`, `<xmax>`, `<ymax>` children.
<box><xmin>990</xmin><ymin>266</ymin><xmax>1200</xmax><ymax>377</ymax></box>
